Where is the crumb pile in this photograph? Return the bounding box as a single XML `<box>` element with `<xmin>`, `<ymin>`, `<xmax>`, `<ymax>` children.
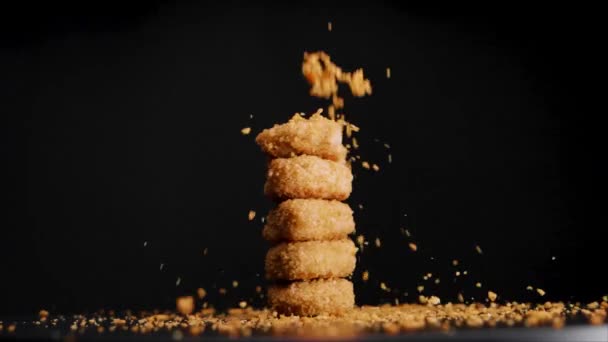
<box><xmin>2</xmin><ymin>301</ymin><xmax>605</xmax><ymax>338</ymax></box>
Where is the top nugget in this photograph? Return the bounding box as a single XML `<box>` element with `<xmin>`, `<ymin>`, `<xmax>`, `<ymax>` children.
<box><xmin>255</xmin><ymin>113</ymin><xmax>347</xmax><ymax>162</ymax></box>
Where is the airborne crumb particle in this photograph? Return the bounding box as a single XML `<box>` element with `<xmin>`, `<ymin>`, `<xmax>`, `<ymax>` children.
<box><xmin>356</xmin><ymin>235</ymin><xmax>365</xmax><ymax>248</ymax></box>
<box><xmin>176</xmin><ymin>296</ymin><xmax>194</xmax><ymax>315</ymax></box>
<box><xmin>428</xmin><ymin>296</ymin><xmax>441</xmax><ymax>305</ymax></box>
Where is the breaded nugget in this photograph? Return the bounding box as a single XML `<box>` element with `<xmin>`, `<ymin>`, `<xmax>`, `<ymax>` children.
<box><xmin>263</xmin><ymin>199</ymin><xmax>354</xmax><ymax>242</ymax></box>
<box><xmin>264</xmin><ymin>155</ymin><xmax>352</xmax><ymax>201</ymax></box>
<box><xmin>255</xmin><ymin>113</ymin><xmax>347</xmax><ymax>162</ymax></box>
<box><xmin>267</xmin><ymin>278</ymin><xmax>354</xmax><ymax>316</ymax></box>
<box><xmin>265</xmin><ymin>239</ymin><xmax>357</xmax><ymax>280</ymax></box>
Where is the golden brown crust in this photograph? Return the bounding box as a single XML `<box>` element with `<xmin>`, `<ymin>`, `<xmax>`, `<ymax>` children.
<box><xmin>265</xmin><ymin>240</ymin><xmax>357</xmax><ymax>281</ymax></box>
<box><xmin>263</xmin><ymin>199</ymin><xmax>354</xmax><ymax>242</ymax></box>
<box><xmin>255</xmin><ymin>114</ymin><xmax>347</xmax><ymax>162</ymax></box>
<box><xmin>267</xmin><ymin>279</ymin><xmax>355</xmax><ymax>316</ymax></box>
<box><xmin>264</xmin><ymin>155</ymin><xmax>352</xmax><ymax>201</ymax></box>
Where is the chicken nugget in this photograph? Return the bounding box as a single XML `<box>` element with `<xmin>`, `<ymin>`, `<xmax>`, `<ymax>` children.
<box><xmin>264</xmin><ymin>155</ymin><xmax>352</xmax><ymax>201</ymax></box>
<box><xmin>255</xmin><ymin>113</ymin><xmax>347</xmax><ymax>162</ymax></box>
<box><xmin>267</xmin><ymin>278</ymin><xmax>354</xmax><ymax>316</ymax></box>
<box><xmin>263</xmin><ymin>199</ymin><xmax>354</xmax><ymax>242</ymax></box>
<box><xmin>265</xmin><ymin>239</ymin><xmax>357</xmax><ymax>280</ymax></box>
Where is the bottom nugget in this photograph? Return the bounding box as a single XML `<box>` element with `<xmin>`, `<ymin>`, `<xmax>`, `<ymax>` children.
<box><xmin>267</xmin><ymin>278</ymin><xmax>354</xmax><ymax>316</ymax></box>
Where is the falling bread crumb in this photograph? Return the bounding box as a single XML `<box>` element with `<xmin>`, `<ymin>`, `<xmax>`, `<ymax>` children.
<box><xmin>176</xmin><ymin>296</ymin><xmax>194</xmax><ymax>316</ymax></box>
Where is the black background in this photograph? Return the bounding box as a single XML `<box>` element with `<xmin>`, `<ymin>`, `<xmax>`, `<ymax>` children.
<box><xmin>1</xmin><ymin>2</ymin><xmax>605</xmax><ymax>316</ymax></box>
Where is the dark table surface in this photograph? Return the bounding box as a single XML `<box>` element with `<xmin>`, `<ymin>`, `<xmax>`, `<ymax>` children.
<box><xmin>1</xmin><ymin>321</ymin><xmax>606</xmax><ymax>341</ymax></box>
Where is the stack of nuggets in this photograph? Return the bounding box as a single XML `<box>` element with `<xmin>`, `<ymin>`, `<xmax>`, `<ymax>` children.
<box><xmin>256</xmin><ymin>113</ymin><xmax>357</xmax><ymax>316</ymax></box>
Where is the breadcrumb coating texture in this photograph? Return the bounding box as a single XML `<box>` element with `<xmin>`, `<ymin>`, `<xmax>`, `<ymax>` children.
<box><xmin>265</xmin><ymin>240</ymin><xmax>357</xmax><ymax>281</ymax></box>
<box><xmin>263</xmin><ymin>199</ymin><xmax>354</xmax><ymax>242</ymax></box>
<box><xmin>267</xmin><ymin>279</ymin><xmax>355</xmax><ymax>316</ymax></box>
<box><xmin>264</xmin><ymin>155</ymin><xmax>352</xmax><ymax>201</ymax></box>
<box><xmin>255</xmin><ymin>114</ymin><xmax>347</xmax><ymax>162</ymax></box>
